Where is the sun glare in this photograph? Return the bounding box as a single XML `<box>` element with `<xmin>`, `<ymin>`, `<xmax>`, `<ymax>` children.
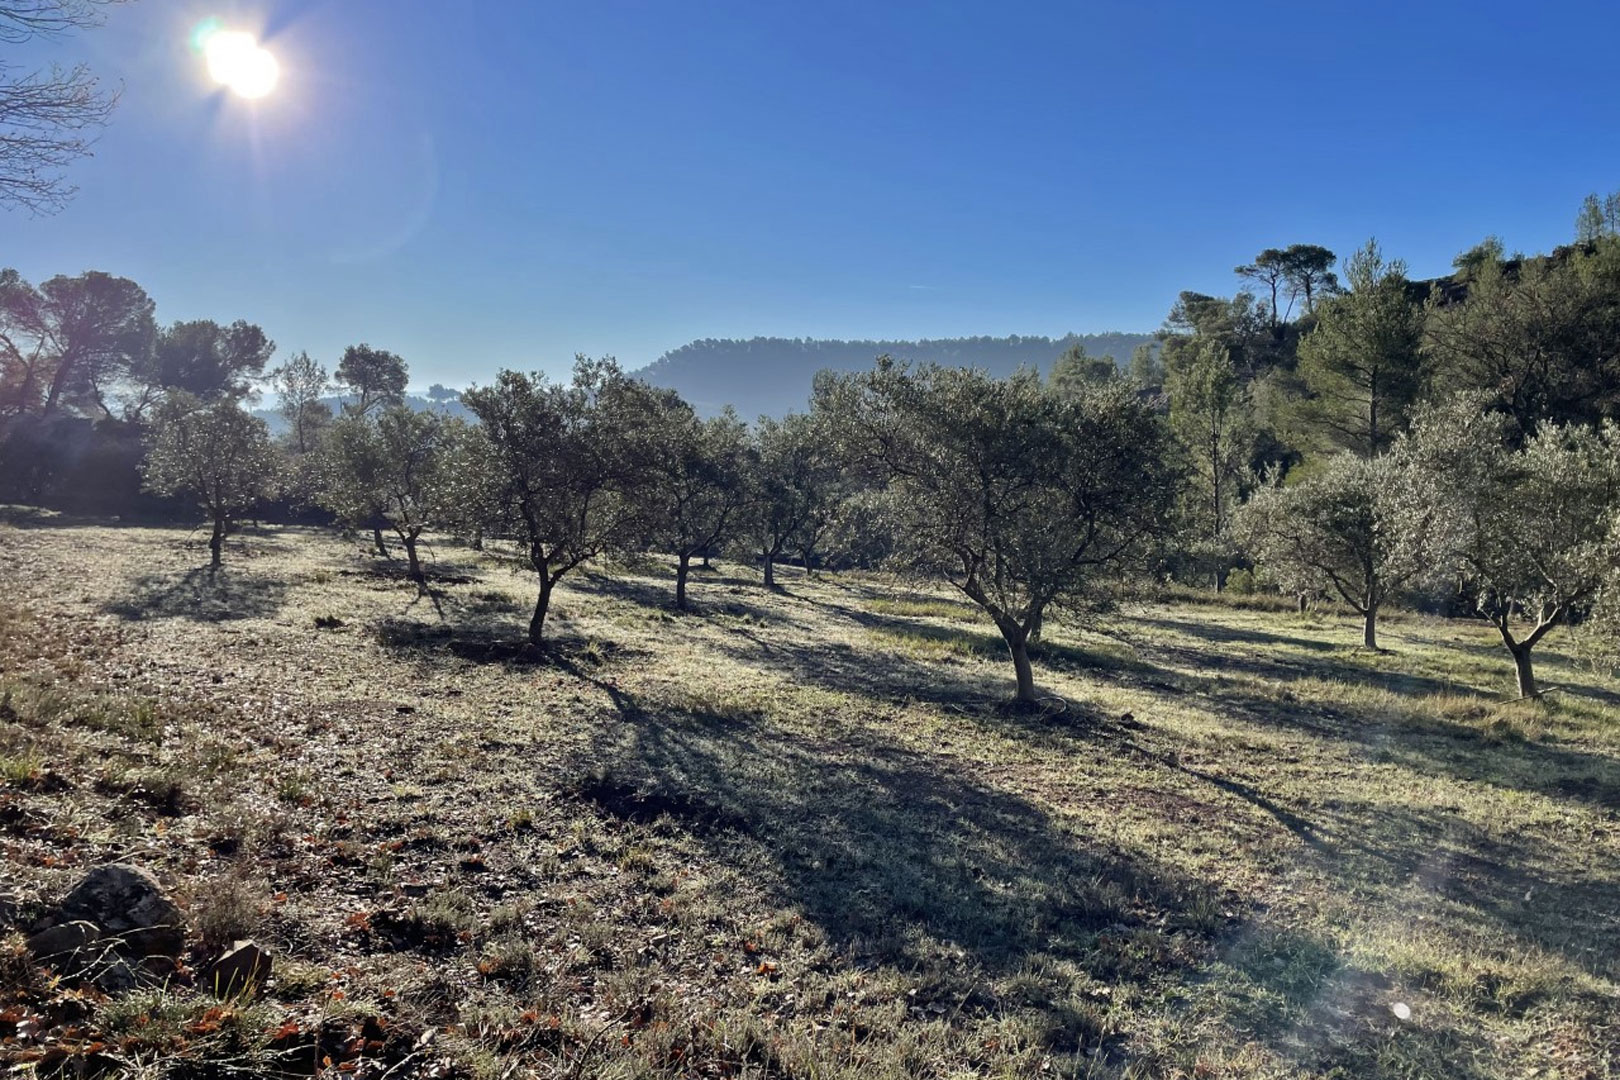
<box><xmin>196</xmin><ymin>23</ymin><xmax>279</xmax><ymax>99</ymax></box>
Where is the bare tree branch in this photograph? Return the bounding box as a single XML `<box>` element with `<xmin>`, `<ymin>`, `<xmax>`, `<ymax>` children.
<box><xmin>1</xmin><ymin>0</ymin><xmax>129</xmax><ymax>214</ymax></box>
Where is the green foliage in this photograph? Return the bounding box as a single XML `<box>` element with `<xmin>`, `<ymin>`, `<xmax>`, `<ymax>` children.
<box><xmin>317</xmin><ymin>405</ymin><xmax>461</xmax><ymax>580</ymax></box>
<box><xmin>1128</xmin><ymin>341</ymin><xmax>1163</xmax><ymax>386</ymax></box>
<box><xmin>461</xmin><ymin>357</ymin><xmax>659</xmax><ymax>641</ymax></box>
<box><xmin>1407</xmin><ymin>396</ymin><xmax>1620</xmax><ymax>691</ymax></box>
<box><xmin>1166</xmin><ymin>336</ymin><xmax>1256</xmax><ymax>585</ymax></box>
<box><xmin>0</xmin><ymin>269</ymin><xmax>156</xmax><ymax>418</ymax></box>
<box><xmin>1294</xmin><ymin>239</ymin><xmax>1426</xmax><ymax>458</ymax></box>
<box><xmin>140</xmin><ymin>395</ymin><xmax>277</xmax><ymax>565</ymax></box>
<box><xmin>1233</xmin><ymin>451</ymin><xmax>1443</xmax><ymax>646</ymax></box>
<box><xmin>334</xmin><ymin>343</ymin><xmax>408</xmax><ymax>416</ymax></box>
<box><xmin>641</xmin><ymin>397</ymin><xmax>750</xmax><ymax>606</ymax></box>
<box><xmin>268</xmin><ymin>350</ymin><xmax>331</xmax><ymax>454</ymax></box>
<box><xmin>1048</xmin><ymin>343</ymin><xmax>1117</xmax><ymax>392</ymax></box>
<box><xmin>1425</xmin><ymin>239</ymin><xmax>1620</xmax><ymax>441</ymax></box>
<box><xmin>816</xmin><ymin>359</ymin><xmax>1176</xmax><ymax>698</ymax></box>
<box><xmin>1575</xmin><ymin>189</ymin><xmax>1620</xmax><ymax>243</ymax></box>
<box><xmin>136</xmin><ymin>318</ymin><xmax>274</xmax><ymax>403</ymax></box>
<box><xmin>746</xmin><ymin>410</ymin><xmax>840</xmax><ymax>577</ymax></box>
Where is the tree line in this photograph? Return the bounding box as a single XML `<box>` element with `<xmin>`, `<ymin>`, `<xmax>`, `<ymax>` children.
<box><xmin>4</xmin><ymin>190</ymin><xmax>1620</xmax><ymax>703</ymax></box>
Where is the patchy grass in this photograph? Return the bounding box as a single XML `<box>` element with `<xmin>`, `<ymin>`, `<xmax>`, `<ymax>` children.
<box><xmin>0</xmin><ymin>522</ymin><xmax>1616</xmax><ymax>1079</ymax></box>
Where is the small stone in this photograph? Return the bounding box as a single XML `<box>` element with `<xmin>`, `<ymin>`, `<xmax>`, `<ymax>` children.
<box><xmin>208</xmin><ymin>940</ymin><xmax>272</xmax><ymax>999</ymax></box>
<box><xmin>1390</xmin><ymin>1002</ymin><xmax>1412</xmax><ymax>1021</ymax></box>
<box><xmin>26</xmin><ymin>920</ymin><xmax>101</xmax><ymax>959</ymax></box>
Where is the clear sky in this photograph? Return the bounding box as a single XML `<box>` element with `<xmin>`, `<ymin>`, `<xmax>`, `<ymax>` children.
<box><xmin>7</xmin><ymin>0</ymin><xmax>1620</xmax><ymax>388</ymax></box>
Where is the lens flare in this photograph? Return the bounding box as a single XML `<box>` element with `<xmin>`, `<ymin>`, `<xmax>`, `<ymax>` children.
<box><xmin>194</xmin><ymin>22</ymin><xmax>279</xmax><ymax>99</ymax></box>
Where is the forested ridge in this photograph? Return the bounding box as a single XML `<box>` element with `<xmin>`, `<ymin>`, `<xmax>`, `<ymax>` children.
<box><xmin>634</xmin><ymin>332</ymin><xmax>1158</xmax><ymax>417</ymax></box>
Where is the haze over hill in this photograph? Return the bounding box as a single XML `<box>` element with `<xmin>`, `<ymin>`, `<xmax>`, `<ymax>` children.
<box><xmin>631</xmin><ymin>333</ymin><xmax>1158</xmax><ymax>417</ymax></box>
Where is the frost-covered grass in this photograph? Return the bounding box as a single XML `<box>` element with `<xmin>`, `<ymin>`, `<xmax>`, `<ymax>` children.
<box><xmin>0</xmin><ymin>520</ymin><xmax>1615</xmax><ymax>1078</ymax></box>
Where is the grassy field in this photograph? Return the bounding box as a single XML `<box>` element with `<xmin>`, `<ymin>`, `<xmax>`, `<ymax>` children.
<box><xmin>1</xmin><ymin>518</ymin><xmax>1617</xmax><ymax>1079</ymax></box>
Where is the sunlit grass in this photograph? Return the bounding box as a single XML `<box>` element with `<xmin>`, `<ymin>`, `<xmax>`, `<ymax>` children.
<box><xmin>0</xmin><ymin>522</ymin><xmax>1615</xmax><ymax>1078</ymax></box>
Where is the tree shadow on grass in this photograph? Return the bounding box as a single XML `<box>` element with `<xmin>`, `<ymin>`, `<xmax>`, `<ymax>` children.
<box><xmin>1202</xmin><ymin>924</ymin><xmax>1504</xmax><ymax>1080</ymax></box>
<box><xmin>570</xmin><ymin>671</ymin><xmax>1226</xmax><ymax>995</ymax></box>
<box><xmin>1134</xmin><ymin>614</ymin><xmax>1343</xmax><ymax>654</ymax></box>
<box><xmin>1155</xmin><ymin>660</ymin><xmax>1620</xmax><ymax>819</ymax></box>
<box><xmin>102</xmin><ymin>567</ymin><xmax>289</xmax><ymax>622</ymax></box>
<box><xmin>372</xmin><ymin>614</ymin><xmax>652</xmax><ymax>674</ymax></box>
<box><xmin>577</xmin><ymin>569</ymin><xmax>784</xmax><ymax>620</ymax></box>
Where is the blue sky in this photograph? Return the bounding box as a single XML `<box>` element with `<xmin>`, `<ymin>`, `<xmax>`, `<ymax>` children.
<box><xmin>7</xmin><ymin>0</ymin><xmax>1619</xmax><ymax>387</ymax></box>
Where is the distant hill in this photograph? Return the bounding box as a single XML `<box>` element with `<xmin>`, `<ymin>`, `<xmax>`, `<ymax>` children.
<box><xmin>632</xmin><ymin>333</ymin><xmax>1158</xmax><ymax>418</ymax></box>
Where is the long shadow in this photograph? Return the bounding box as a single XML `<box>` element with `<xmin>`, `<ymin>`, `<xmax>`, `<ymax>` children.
<box><xmin>1140</xmin><ymin>632</ymin><xmax>1476</xmax><ymax>702</ymax></box>
<box><xmin>577</xmin><ymin>569</ymin><xmax>783</xmax><ymax>619</ymax></box>
<box><xmin>563</xmin><ymin>673</ymin><xmax>1595</xmax><ymax>1072</ymax></box>
<box><xmin>567</xmin><ymin>670</ymin><xmax>1227</xmax><ymax>993</ymax></box>
<box><xmin>816</xmin><ymin>596</ymin><xmax>1152</xmax><ymax>679</ymax></box>
<box><xmin>102</xmin><ymin>566</ymin><xmax>289</xmax><ymax>622</ymax></box>
<box><xmin>1135</xmin><ymin>614</ymin><xmax>1342</xmax><ymax>654</ymax></box>
<box><xmin>710</xmin><ymin>594</ymin><xmax>1620</xmax><ymax>985</ymax></box>
<box><xmin>1061</xmin><ymin>714</ymin><xmax>1619</xmax><ymax>984</ymax></box>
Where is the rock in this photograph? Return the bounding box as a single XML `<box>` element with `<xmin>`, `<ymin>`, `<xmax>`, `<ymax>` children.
<box><xmin>42</xmin><ymin>864</ymin><xmax>185</xmax><ymax>959</ymax></box>
<box><xmin>208</xmin><ymin>940</ymin><xmax>271</xmax><ymax>998</ymax></box>
<box><xmin>25</xmin><ymin>920</ymin><xmax>101</xmax><ymax>960</ymax></box>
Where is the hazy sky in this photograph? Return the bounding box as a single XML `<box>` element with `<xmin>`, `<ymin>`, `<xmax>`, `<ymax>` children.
<box><xmin>7</xmin><ymin>0</ymin><xmax>1619</xmax><ymax>387</ymax></box>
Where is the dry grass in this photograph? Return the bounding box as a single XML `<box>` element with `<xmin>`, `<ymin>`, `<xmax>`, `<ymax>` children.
<box><xmin>0</xmin><ymin>521</ymin><xmax>1616</xmax><ymax>1078</ymax></box>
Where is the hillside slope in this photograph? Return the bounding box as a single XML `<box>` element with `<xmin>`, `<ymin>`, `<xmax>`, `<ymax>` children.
<box><xmin>633</xmin><ymin>333</ymin><xmax>1157</xmax><ymax>417</ymax></box>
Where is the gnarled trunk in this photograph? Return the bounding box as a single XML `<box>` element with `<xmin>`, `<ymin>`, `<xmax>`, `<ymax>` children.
<box><xmin>372</xmin><ymin>523</ymin><xmax>390</xmax><ymax>558</ymax></box>
<box><xmin>762</xmin><ymin>553</ymin><xmax>776</xmax><ymax>588</ymax></box>
<box><xmin>1510</xmin><ymin>644</ymin><xmax>1538</xmax><ymax>699</ymax></box>
<box><xmin>675</xmin><ymin>553</ymin><xmax>691</xmax><ymax>610</ymax></box>
<box><xmin>528</xmin><ymin>571</ymin><xmax>554</xmax><ymax>645</ymax></box>
<box><xmin>403</xmin><ymin>531</ymin><xmax>423</xmax><ymax>585</ymax></box>
<box><xmin>994</xmin><ymin>618</ymin><xmax>1036</xmax><ymax>703</ymax></box>
<box><xmin>1362</xmin><ymin>602</ymin><xmax>1379</xmax><ymax>650</ymax></box>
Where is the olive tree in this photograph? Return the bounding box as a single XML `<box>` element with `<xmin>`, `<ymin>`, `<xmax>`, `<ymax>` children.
<box><xmin>746</xmin><ymin>411</ymin><xmax>838</xmax><ymax>587</ymax></box>
<box><xmin>642</xmin><ymin>398</ymin><xmax>750</xmax><ymax>610</ymax></box>
<box><xmin>815</xmin><ymin>358</ymin><xmax>1177</xmax><ymax>703</ymax></box>
<box><xmin>461</xmin><ymin>358</ymin><xmax>653</xmax><ymax>645</ymax></box>
<box><xmin>318</xmin><ymin>405</ymin><xmax>458</xmax><ymax>585</ymax></box>
<box><xmin>1233</xmin><ymin>451</ymin><xmax>1442</xmax><ymax>650</ymax></box>
<box><xmin>269</xmin><ymin>350</ymin><xmax>331</xmax><ymax>454</ymax></box>
<box><xmin>1408</xmin><ymin>399</ymin><xmax>1620</xmax><ymax>697</ymax></box>
<box><xmin>141</xmin><ymin>395</ymin><xmax>277</xmax><ymax>568</ymax></box>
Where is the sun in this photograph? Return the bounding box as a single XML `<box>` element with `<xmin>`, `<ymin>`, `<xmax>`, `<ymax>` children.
<box><xmin>197</xmin><ymin>25</ymin><xmax>279</xmax><ymax>99</ymax></box>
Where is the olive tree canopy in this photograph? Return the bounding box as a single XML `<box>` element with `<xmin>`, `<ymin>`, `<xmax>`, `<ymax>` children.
<box><xmin>815</xmin><ymin>358</ymin><xmax>1177</xmax><ymax>703</ymax></box>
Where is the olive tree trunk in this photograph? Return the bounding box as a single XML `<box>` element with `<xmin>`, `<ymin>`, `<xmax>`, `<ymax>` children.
<box><xmin>209</xmin><ymin>512</ymin><xmax>226</xmax><ymax>569</ymax></box>
<box><xmin>1510</xmin><ymin>644</ymin><xmax>1538</xmax><ymax>699</ymax></box>
<box><xmin>992</xmin><ymin>616</ymin><xmax>1036</xmax><ymax>703</ymax></box>
<box><xmin>528</xmin><ymin>571</ymin><xmax>555</xmax><ymax>645</ymax></box>
<box><xmin>1362</xmin><ymin>603</ymin><xmax>1379</xmax><ymax>650</ymax></box>
<box><xmin>675</xmin><ymin>552</ymin><xmax>691</xmax><ymax>610</ymax></box>
<box><xmin>762</xmin><ymin>553</ymin><xmax>776</xmax><ymax>588</ymax></box>
<box><xmin>402</xmin><ymin>530</ymin><xmax>423</xmax><ymax>584</ymax></box>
